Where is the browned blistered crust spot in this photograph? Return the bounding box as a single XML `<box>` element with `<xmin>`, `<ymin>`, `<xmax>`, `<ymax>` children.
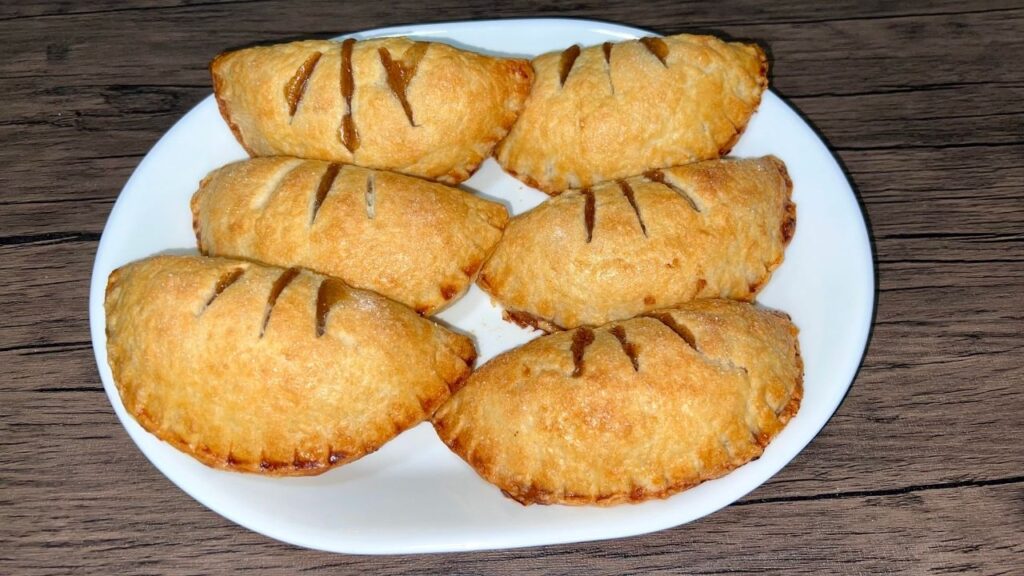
<box><xmin>503</xmin><ymin>309</ymin><xmax>562</xmax><ymax>333</ymax></box>
<box><xmin>782</xmin><ymin>201</ymin><xmax>797</xmax><ymax>243</ymax></box>
<box><xmin>446</xmin><ymin>349</ymin><xmax>477</xmax><ymax>395</ymax></box>
<box><xmin>203</xmin><ymin>268</ymin><xmax>245</xmax><ymax>311</ymax></box>
<box><xmin>639</xmin><ymin>37</ymin><xmax>670</xmax><ymax>67</ymax></box>
<box><xmin>645</xmin><ymin>169</ymin><xmax>701</xmax><ymax>212</ymax></box>
<box><xmin>461</xmin><ymin>260</ymin><xmax>481</xmax><ymax>278</ymax></box>
<box><xmin>284</xmin><ymin>52</ymin><xmax>322</xmax><ymax>118</ymax></box>
<box><xmin>440</xmin><ymin>284</ymin><xmax>458</xmax><ymax>300</ymax></box>
<box><xmin>259</xmin><ymin>458</ymin><xmax>290</xmax><ymax>472</ymax></box>
<box><xmin>501</xmin><ymin>165</ymin><xmax>551</xmax><ymax>195</ymax></box>
<box><xmin>339</xmin><ymin>38</ymin><xmax>360</xmax><ymax>152</ymax></box>
<box><xmin>378</xmin><ymin>43</ymin><xmax>429</xmax><ymax>126</ymax></box>
<box><xmin>570</xmin><ymin>326</ymin><xmax>595</xmax><ymax>378</ymax></box>
<box><xmin>718</xmin><ymin>132</ymin><xmax>742</xmax><ymax>157</ymax></box>
<box><xmin>311</xmin><ymin>163</ymin><xmax>341</xmax><ymax>224</ymax></box>
<box><xmin>582</xmin><ymin>188</ymin><xmax>595</xmax><ymax>243</ymax></box>
<box><xmin>778</xmin><ymin>338</ymin><xmax>804</xmax><ymax>421</ymax></box>
<box><xmin>646</xmin><ymin>312</ymin><xmax>698</xmax><ymax>351</ymax></box>
<box><xmin>696</xmin><ymin>277</ymin><xmax>707</xmax><ymax>293</ymax></box>
<box><xmin>609</xmin><ymin>325</ymin><xmax>639</xmax><ymax>371</ymax></box>
<box><xmin>260</xmin><ymin>267</ymin><xmax>301</xmax><ymax>338</ymax></box>
<box><xmin>644</xmin><ymin>295</ymin><xmax>656</xmax><ymax>305</ymax></box>
<box><xmin>292</xmin><ymin>451</ymin><xmax>323</xmax><ymax>470</ymax></box>
<box><xmin>315</xmin><ymin>277</ymin><xmax>349</xmax><ymax>337</ymax></box>
<box><xmin>418</xmin><ymin>395</ymin><xmax>436</xmax><ymax>414</ymax></box>
<box><xmin>559</xmin><ymin>44</ymin><xmax>581</xmax><ymax>87</ymax></box>
<box><xmin>777</xmin><ymin>157</ymin><xmax>797</xmax><ymax>244</ymax></box>
<box><xmin>751</xmin><ymin>428</ymin><xmax>771</xmax><ymax>448</ymax></box>
<box><xmin>618</xmin><ymin>180</ymin><xmax>647</xmax><ymax>236</ymax></box>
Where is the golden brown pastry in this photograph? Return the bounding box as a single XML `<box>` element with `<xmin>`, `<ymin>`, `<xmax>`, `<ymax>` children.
<box><xmin>495</xmin><ymin>34</ymin><xmax>768</xmax><ymax>194</ymax></box>
<box><xmin>433</xmin><ymin>299</ymin><xmax>802</xmax><ymax>506</ymax></box>
<box><xmin>211</xmin><ymin>38</ymin><xmax>533</xmax><ymax>184</ymax></box>
<box><xmin>479</xmin><ymin>156</ymin><xmax>795</xmax><ymax>330</ymax></box>
<box><xmin>105</xmin><ymin>255</ymin><xmax>476</xmax><ymax>475</ymax></box>
<box><xmin>192</xmin><ymin>157</ymin><xmax>509</xmax><ymax>315</ymax></box>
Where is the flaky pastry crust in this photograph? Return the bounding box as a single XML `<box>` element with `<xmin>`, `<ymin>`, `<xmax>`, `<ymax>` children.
<box><xmin>211</xmin><ymin>38</ymin><xmax>533</xmax><ymax>184</ymax></box>
<box><xmin>478</xmin><ymin>157</ymin><xmax>795</xmax><ymax>329</ymax></box>
<box><xmin>495</xmin><ymin>34</ymin><xmax>767</xmax><ymax>193</ymax></box>
<box><xmin>105</xmin><ymin>255</ymin><xmax>476</xmax><ymax>475</ymax></box>
<box><xmin>191</xmin><ymin>157</ymin><xmax>509</xmax><ymax>315</ymax></box>
<box><xmin>433</xmin><ymin>299</ymin><xmax>802</xmax><ymax>506</ymax></box>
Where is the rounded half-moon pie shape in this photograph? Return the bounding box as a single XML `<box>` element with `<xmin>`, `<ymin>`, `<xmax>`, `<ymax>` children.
<box><xmin>211</xmin><ymin>38</ymin><xmax>533</xmax><ymax>184</ymax></box>
<box><xmin>191</xmin><ymin>157</ymin><xmax>509</xmax><ymax>315</ymax></box>
<box><xmin>478</xmin><ymin>156</ymin><xmax>795</xmax><ymax>330</ymax></box>
<box><xmin>433</xmin><ymin>299</ymin><xmax>802</xmax><ymax>506</ymax></box>
<box><xmin>105</xmin><ymin>255</ymin><xmax>476</xmax><ymax>475</ymax></box>
<box><xmin>495</xmin><ymin>34</ymin><xmax>768</xmax><ymax>194</ymax></box>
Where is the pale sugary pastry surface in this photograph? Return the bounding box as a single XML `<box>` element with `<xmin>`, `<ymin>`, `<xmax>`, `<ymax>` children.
<box><xmin>495</xmin><ymin>34</ymin><xmax>767</xmax><ymax>194</ymax></box>
<box><xmin>479</xmin><ymin>157</ymin><xmax>795</xmax><ymax>330</ymax></box>
<box><xmin>211</xmin><ymin>38</ymin><xmax>533</xmax><ymax>184</ymax></box>
<box><xmin>433</xmin><ymin>299</ymin><xmax>802</xmax><ymax>506</ymax></box>
<box><xmin>105</xmin><ymin>255</ymin><xmax>476</xmax><ymax>475</ymax></box>
<box><xmin>192</xmin><ymin>157</ymin><xmax>509</xmax><ymax>315</ymax></box>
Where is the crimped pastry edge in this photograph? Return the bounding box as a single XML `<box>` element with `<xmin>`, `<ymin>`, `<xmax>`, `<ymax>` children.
<box><xmin>432</xmin><ymin>309</ymin><xmax>803</xmax><ymax>506</ymax></box>
<box><xmin>209</xmin><ymin>41</ymin><xmax>535</xmax><ymax>185</ymax></box>
<box><xmin>105</xmin><ymin>262</ymin><xmax>477</xmax><ymax>476</ymax></box>
<box><xmin>189</xmin><ymin>158</ymin><xmax>512</xmax><ymax>316</ymax></box>
<box><xmin>495</xmin><ymin>39</ymin><xmax>771</xmax><ymax>195</ymax></box>
<box><xmin>209</xmin><ymin>52</ymin><xmax>255</xmax><ymax>157</ymax></box>
<box><xmin>478</xmin><ymin>156</ymin><xmax>797</xmax><ymax>330</ymax></box>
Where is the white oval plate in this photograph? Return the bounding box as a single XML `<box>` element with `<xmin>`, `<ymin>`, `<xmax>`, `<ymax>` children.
<box><xmin>89</xmin><ymin>18</ymin><xmax>874</xmax><ymax>554</ymax></box>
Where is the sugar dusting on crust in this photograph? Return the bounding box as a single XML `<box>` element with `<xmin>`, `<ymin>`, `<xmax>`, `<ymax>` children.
<box><xmin>434</xmin><ymin>304</ymin><xmax>804</xmax><ymax>506</ymax></box>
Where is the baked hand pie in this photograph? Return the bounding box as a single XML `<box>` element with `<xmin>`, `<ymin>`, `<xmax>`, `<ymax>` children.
<box><xmin>478</xmin><ymin>156</ymin><xmax>795</xmax><ymax>330</ymax></box>
<box><xmin>104</xmin><ymin>255</ymin><xmax>476</xmax><ymax>475</ymax></box>
<box><xmin>211</xmin><ymin>38</ymin><xmax>533</xmax><ymax>184</ymax></box>
<box><xmin>192</xmin><ymin>157</ymin><xmax>509</xmax><ymax>315</ymax></box>
<box><xmin>495</xmin><ymin>34</ymin><xmax>767</xmax><ymax>194</ymax></box>
<box><xmin>433</xmin><ymin>299</ymin><xmax>802</xmax><ymax>506</ymax></box>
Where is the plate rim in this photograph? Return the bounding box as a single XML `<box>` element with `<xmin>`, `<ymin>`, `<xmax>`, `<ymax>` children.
<box><xmin>88</xmin><ymin>17</ymin><xmax>876</xmax><ymax>554</ymax></box>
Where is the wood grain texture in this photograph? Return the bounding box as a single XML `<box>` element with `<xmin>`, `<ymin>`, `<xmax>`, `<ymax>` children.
<box><xmin>2</xmin><ymin>1</ymin><xmax>1022</xmax><ymax>574</ymax></box>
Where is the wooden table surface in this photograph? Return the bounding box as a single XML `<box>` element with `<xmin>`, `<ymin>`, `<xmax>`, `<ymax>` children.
<box><xmin>3</xmin><ymin>1</ymin><xmax>1022</xmax><ymax>573</ymax></box>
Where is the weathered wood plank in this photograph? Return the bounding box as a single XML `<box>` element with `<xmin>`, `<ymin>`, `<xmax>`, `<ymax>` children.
<box><xmin>3</xmin><ymin>2</ymin><xmax>1021</xmax><ymax>96</ymax></box>
<box><xmin>793</xmin><ymin>82</ymin><xmax>1024</xmax><ymax>148</ymax></box>
<box><xmin>0</xmin><ymin>241</ymin><xmax>94</xmax><ymax>348</ymax></box>
<box><xmin>2</xmin><ymin>10</ymin><xmax>1021</xmax><ymax>235</ymax></box>
<box><xmin>3</xmin><ymin>0</ymin><xmax>1023</xmax><ymax>572</ymax></box>
<box><xmin>2</xmin><ymin>223</ymin><xmax>1022</xmax><ymax>344</ymax></box>
<box><xmin>4</xmin><ymin>0</ymin><xmax>1019</xmax><ymax>24</ymax></box>
<box><xmin>3</xmin><ymin>336</ymin><xmax>1021</xmax><ymax>502</ymax></box>
<box><xmin>2</xmin><ymin>256</ymin><xmax>1020</xmax><ymax>500</ymax></box>
<box><xmin>2</xmin><ymin>129</ymin><xmax>1021</xmax><ymax>240</ymax></box>
<box><xmin>1</xmin><ymin>458</ymin><xmax>1020</xmax><ymax>575</ymax></box>
<box><xmin>2</xmin><ymin>76</ymin><xmax>1020</xmax><ymax>156</ymax></box>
